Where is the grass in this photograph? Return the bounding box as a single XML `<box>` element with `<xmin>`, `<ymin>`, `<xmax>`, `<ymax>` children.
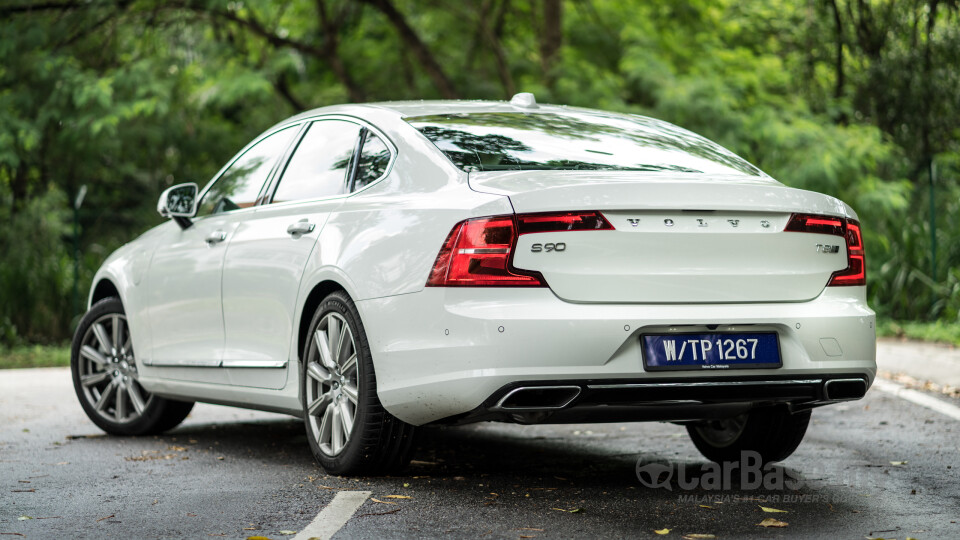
<box><xmin>0</xmin><ymin>344</ymin><xmax>71</xmax><ymax>369</ymax></box>
<box><xmin>877</xmin><ymin>318</ymin><xmax>960</xmax><ymax>347</ymax></box>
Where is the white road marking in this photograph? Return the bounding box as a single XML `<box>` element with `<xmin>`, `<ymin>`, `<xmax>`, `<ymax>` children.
<box><xmin>872</xmin><ymin>378</ymin><xmax>960</xmax><ymax>422</ymax></box>
<box><xmin>292</xmin><ymin>490</ymin><xmax>371</xmax><ymax>540</ymax></box>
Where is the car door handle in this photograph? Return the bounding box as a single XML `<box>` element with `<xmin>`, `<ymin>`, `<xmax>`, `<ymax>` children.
<box><xmin>286</xmin><ymin>220</ymin><xmax>316</xmax><ymax>236</ymax></box>
<box><xmin>205</xmin><ymin>230</ymin><xmax>227</xmax><ymax>245</ymax></box>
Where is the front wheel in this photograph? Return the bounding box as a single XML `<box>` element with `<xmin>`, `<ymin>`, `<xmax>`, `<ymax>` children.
<box><xmin>686</xmin><ymin>406</ymin><xmax>811</xmax><ymax>464</ymax></box>
<box><xmin>301</xmin><ymin>291</ymin><xmax>416</xmax><ymax>476</ymax></box>
<box><xmin>71</xmin><ymin>297</ymin><xmax>194</xmax><ymax>436</ymax></box>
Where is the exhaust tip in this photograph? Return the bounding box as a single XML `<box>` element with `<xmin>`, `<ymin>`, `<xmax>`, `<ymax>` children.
<box><xmin>824</xmin><ymin>378</ymin><xmax>868</xmax><ymax>401</ymax></box>
<box><xmin>495</xmin><ymin>386</ymin><xmax>581</xmax><ymax>410</ymax></box>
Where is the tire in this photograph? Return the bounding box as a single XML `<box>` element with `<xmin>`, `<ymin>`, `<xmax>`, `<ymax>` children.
<box><xmin>686</xmin><ymin>406</ymin><xmax>811</xmax><ymax>464</ymax></box>
<box><xmin>71</xmin><ymin>297</ymin><xmax>194</xmax><ymax>436</ymax></box>
<box><xmin>301</xmin><ymin>290</ymin><xmax>416</xmax><ymax>476</ymax></box>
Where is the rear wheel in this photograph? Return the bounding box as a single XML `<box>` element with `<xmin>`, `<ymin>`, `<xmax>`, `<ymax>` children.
<box><xmin>301</xmin><ymin>291</ymin><xmax>416</xmax><ymax>476</ymax></box>
<box><xmin>686</xmin><ymin>406</ymin><xmax>811</xmax><ymax>464</ymax></box>
<box><xmin>71</xmin><ymin>297</ymin><xmax>194</xmax><ymax>436</ymax></box>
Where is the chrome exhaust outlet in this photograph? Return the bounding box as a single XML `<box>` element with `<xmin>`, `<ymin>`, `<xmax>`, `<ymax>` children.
<box><xmin>494</xmin><ymin>386</ymin><xmax>582</xmax><ymax>411</ymax></box>
<box><xmin>823</xmin><ymin>378</ymin><xmax>868</xmax><ymax>401</ymax></box>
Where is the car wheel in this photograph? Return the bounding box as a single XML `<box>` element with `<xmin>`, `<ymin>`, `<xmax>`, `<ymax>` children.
<box><xmin>301</xmin><ymin>291</ymin><xmax>416</xmax><ymax>475</ymax></box>
<box><xmin>71</xmin><ymin>297</ymin><xmax>194</xmax><ymax>436</ymax></box>
<box><xmin>686</xmin><ymin>406</ymin><xmax>811</xmax><ymax>464</ymax></box>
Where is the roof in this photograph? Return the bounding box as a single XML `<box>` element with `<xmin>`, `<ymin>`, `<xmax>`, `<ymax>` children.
<box><xmin>282</xmin><ymin>95</ymin><xmax>578</xmax><ymax>125</ymax></box>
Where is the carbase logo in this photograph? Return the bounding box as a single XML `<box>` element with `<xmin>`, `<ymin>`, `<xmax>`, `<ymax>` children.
<box><xmin>635</xmin><ymin>451</ymin><xmax>805</xmax><ymax>491</ymax></box>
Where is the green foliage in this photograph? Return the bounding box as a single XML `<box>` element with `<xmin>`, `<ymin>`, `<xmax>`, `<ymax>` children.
<box><xmin>0</xmin><ymin>186</ymin><xmax>74</xmax><ymax>344</ymax></box>
<box><xmin>0</xmin><ymin>0</ymin><xmax>958</xmax><ymax>344</ymax></box>
<box><xmin>878</xmin><ymin>318</ymin><xmax>960</xmax><ymax>347</ymax></box>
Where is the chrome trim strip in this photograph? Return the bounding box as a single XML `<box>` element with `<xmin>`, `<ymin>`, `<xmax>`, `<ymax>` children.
<box><xmin>220</xmin><ymin>360</ymin><xmax>288</xmax><ymax>369</ymax></box>
<box><xmin>587</xmin><ymin>379</ymin><xmax>822</xmax><ymax>390</ymax></box>
<box><xmin>493</xmin><ymin>385</ymin><xmax>582</xmax><ymax>411</ymax></box>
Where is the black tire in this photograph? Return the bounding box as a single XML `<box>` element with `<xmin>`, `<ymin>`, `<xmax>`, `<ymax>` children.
<box><xmin>71</xmin><ymin>297</ymin><xmax>194</xmax><ymax>436</ymax></box>
<box><xmin>301</xmin><ymin>290</ymin><xmax>416</xmax><ymax>476</ymax></box>
<box><xmin>686</xmin><ymin>406</ymin><xmax>811</xmax><ymax>464</ymax></box>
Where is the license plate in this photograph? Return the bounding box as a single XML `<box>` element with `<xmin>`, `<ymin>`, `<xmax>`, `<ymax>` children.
<box><xmin>641</xmin><ymin>332</ymin><xmax>781</xmax><ymax>371</ymax></box>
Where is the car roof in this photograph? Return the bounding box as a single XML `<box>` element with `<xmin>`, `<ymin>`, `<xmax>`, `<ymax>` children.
<box><xmin>280</xmin><ymin>98</ymin><xmax>587</xmax><ymax>126</ymax></box>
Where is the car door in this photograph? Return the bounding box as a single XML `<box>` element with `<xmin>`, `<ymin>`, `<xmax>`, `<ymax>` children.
<box><xmin>144</xmin><ymin>125</ymin><xmax>298</xmax><ymax>374</ymax></box>
<box><xmin>220</xmin><ymin>118</ymin><xmax>366</xmax><ymax>388</ymax></box>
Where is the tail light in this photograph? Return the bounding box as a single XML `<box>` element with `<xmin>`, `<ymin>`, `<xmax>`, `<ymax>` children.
<box><xmin>427</xmin><ymin>211</ymin><xmax>613</xmax><ymax>287</ymax></box>
<box><xmin>784</xmin><ymin>213</ymin><xmax>865</xmax><ymax>286</ymax></box>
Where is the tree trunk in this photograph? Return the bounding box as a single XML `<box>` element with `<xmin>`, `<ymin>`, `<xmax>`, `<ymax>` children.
<box><xmin>826</xmin><ymin>0</ymin><xmax>845</xmax><ymax>101</ymax></box>
<box><xmin>317</xmin><ymin>0</ymin><xmax>366</xmax><ymax>102</ymax></box>
<box><xmin>539</xmin><ymin>0</ymin><xmax>562</xmax><ymax>90</ymax></box>
<box><xmin>480</xmin><ymin>0</ymin><xmax>516</xmax><ymax>98</ymax></box>
<box><xmin>359</xmin><ymin>0</ymin><xmax>458</xmax><ymax>99</ymax></box>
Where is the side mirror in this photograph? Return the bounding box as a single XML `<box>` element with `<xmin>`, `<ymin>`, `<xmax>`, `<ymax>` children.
<box><xmin>157</xmin><ymin>183</ymin><xmax>198</xmax><ymax>230</ymax></box>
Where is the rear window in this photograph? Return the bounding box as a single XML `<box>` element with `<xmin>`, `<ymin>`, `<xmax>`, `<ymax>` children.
<box><xmin>407</xmin><ymin>111</ymin><xmax>760</xmax><ymax>176</ymax></box>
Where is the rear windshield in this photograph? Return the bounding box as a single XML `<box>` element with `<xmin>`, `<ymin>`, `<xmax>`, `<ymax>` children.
<box><xmin>407</xmin><ymin>110</ymin><xmax>760</xmax><ymax>176</ymax></box>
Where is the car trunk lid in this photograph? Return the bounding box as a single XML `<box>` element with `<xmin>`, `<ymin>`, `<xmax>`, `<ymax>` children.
<box><xmin>470</xmin><ymin>171</ymin><xmax>852</xmax><ymax>304</ymax></box>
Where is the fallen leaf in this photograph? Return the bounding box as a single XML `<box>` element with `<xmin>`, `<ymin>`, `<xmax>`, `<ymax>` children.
<box><xmin>759</xmin><ymin>506</ymin><xmax>788</xmax><ymax>513</ymax></box>
<box><xmin>278</xmin><ymin>530</ymin><xmax>296</xmax><ymax>535</ymax></box>
<box><xmin>758</xmin><ymin>518</ymin><xmax>788</xmax><ymax>528</ymax></box>
<box><xmin>371</xmin><ymin>498</ymin><xmax>397</xmax><ymax>505</ymax></box>
<box><xmin>385</xmin><ymin>495</ymin><xmax>411</xmax><ymax>499</ymax></box>
<box><xmin>699</xmin><ymin>505</ymin><xmax>713</xmax><ymax>509</ymax></box>
<box><xmin>242</xmin><ymin>527</ymin><xmax>256</xmax><ymax>530</ymax></box>
<box><xmin>17</xmin><ymin>516</ymin><xmax>33</xmax><ymax>521</ymax></box>
<box><xmin>168</xmin><ymin>445</ymin><xmax>187</xmax><ymax>452</ymax></box>
<box><xmin>0</xmin><ymin>533</ymin><xmax>26</xmax><ymax>537</ymax></box>
<box><xmin>890</xmin><ymin>461</ymin><xmax>908</xmax><ymax>466</ymax></box>
<box><xmin>402</xmin><ymin>483</ymin><xmax>410</xmax><ymax>487</ymax></box>
<box><xmin>655</xmin><ymin>528</ymin><xmax>671</xmax><ymax>535</ymax></box>
<box><xmin>216</xmin><ymin>456</ymin><xmax>225</xmax><ymax>460</ymax></box>
<box><xmin>317</xmin><ymin>485</ymin><xmax>335</xmax><ymax>490</ymax></box>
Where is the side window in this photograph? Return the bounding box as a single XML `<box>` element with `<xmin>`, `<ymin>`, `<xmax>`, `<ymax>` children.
<box><xmin>353</xmin><ymin>131</ymin><xmax>391</xmax><ymax>191</ymax></box>
<box><xmin>198</xmin><ymin>126</ymin><xmax>296</xmax><ymax>217</ymax></box>
<box><xmin>272</xmin><ymin>120</ymin><xmax>362</xmax><ymax>204</ymax></box>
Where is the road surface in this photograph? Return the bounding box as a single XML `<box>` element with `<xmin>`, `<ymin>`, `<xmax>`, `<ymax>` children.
<box><xmin>1</xmin><ymin>361</ymin><xmax>958</xmax><ymax>539</ymax></box>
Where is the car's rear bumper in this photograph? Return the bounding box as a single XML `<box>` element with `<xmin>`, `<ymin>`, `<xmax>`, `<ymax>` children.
<box><xmin>357</xmin><ymin>287</ymin><xmax>876</xmax><ymax>425</ymax></box>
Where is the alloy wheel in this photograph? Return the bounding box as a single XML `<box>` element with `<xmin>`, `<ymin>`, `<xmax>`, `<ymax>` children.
<box><xmin>305</xmin><ymin>312</ymin><xmax>359</xmax><ymax>456</ymax></box>
<box><xmin>76</xmin><ymin>313</ymin><xmax>152</xmax><ymax>424</ymax></box>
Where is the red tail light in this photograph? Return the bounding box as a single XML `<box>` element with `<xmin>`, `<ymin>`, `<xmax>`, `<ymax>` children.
<box><xmin>517</xmin><ymin>211</ymin><xmax>614</xmax><ymax>234</ymax></box>
<box><xmin>426</xmin><ymin>216</ymin><xmax>545</xmax><ymax>287</ymax></box>
<box><xmin>427</xmin><ymin>211</ymin><xmax>613</xmax><ymax>287</ymax></box>
<box><xmin>784</xmin><ymin>213</ymin><xmax>865</xmax><ymax>287</ymax></box>
<box><xmin>829</xmin><ymin>220</ymin><xmax>865</xmax><ymax>286</ymax></box>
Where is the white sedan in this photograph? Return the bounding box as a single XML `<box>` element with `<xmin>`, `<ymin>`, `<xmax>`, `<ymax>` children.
<box><xmin>71</xmin><ymin>93</ymin><xmax>876</xmax><ymax>475</ymax></box>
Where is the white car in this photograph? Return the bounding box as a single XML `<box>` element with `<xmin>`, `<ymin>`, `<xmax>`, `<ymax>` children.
<box><xmin>71</xmin><ymin>94</ymin><xmax>876</xmax><ymax>475</ymax></box>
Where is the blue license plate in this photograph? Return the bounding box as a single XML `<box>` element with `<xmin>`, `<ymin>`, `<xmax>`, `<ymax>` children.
<box><xmin>642</xmin><ymin>332</ymin><xmax>781</xmax><ymax>371</ymax></box>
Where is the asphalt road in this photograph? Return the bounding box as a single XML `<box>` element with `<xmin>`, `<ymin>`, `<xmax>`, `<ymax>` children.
<box><xmin>2</xmin><ymin>367</ymin><xmax>958</xmax><ymax>539</ymax></box>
